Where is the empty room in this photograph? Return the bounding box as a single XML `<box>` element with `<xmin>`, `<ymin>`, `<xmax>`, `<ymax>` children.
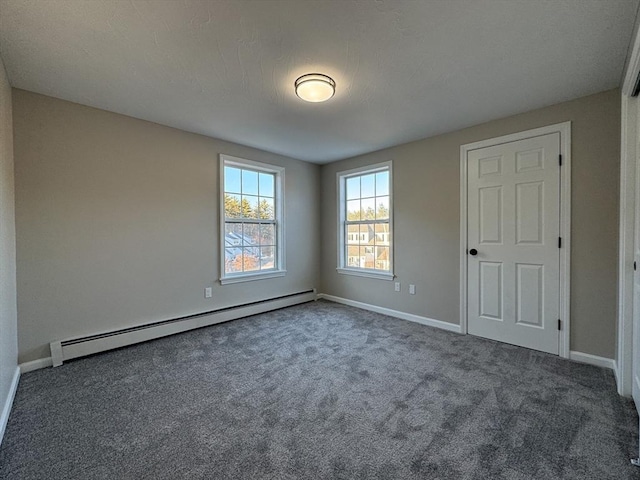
<box><xmin>2</xmin><ymin>0</ymin><xmax>640</xmax><ymax>478</ymax></box>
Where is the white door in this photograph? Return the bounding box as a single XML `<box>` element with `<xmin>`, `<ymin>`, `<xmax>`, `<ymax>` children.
<box><xmin>467</xmin><ymin>133</ymin><xmax>561</xmax><ymax>354</ymax></box>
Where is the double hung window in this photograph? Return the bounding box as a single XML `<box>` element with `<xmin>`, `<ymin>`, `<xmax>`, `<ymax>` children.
<box><xmin>220</xmin><ymin>155</ymin><xmax>285</xmax><ymax>284</ymax></box>
<box><xmin>337</xmin><ymin>162</ymin><xmax>393</xmax><ymax>280</ymax></box>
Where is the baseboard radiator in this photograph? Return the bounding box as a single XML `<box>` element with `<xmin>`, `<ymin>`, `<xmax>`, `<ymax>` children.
<box><xmin>50</xmin><ymin>289</ymin><xmax>317</xmax><ymax>367</ymax></box>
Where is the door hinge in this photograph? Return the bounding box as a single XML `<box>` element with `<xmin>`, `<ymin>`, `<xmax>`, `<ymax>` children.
<box><xmin>558</xmin><ymin>319</ymin><xmax>562</xmax><ymax>331</ymax></box>
<box><xmin>635</xmin><ymin>261</ymin><xmax>637</xmax><ymax>271</ymax></box>
<box><xmin>558</xmin><ymin>237</ymin><xmax>562</xmax><ymax>248</ymax></box>
<box><xmin>559</xmin><ymin>154</ymin><xmax>562</xmax><ymax>166</ymax></box>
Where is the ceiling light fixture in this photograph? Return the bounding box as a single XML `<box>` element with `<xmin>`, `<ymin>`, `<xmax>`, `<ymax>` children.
<box><xmin>295</xmin><ymin>73</ymin><xmax>335</xmax><ymax>103</ymax></box>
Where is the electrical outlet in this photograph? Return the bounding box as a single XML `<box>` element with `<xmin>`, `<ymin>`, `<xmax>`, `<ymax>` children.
<box><xmin>205</xmin><ymin>287</ymin><xmax>212</xmax><ymax>298</ymax></box>
<box><xmin>409</xmin><ymin>284</ymin><xmax>416</xmax><ymax>295</ymax></box>
<box><xmin>395</xmin><ymin>282</ymin><xmax>401</xmax><ymax>292</ymax></box>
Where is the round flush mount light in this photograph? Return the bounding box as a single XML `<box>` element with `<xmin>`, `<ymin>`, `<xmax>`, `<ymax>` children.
<box><xmin>295</xmin><ymin>73</ymin><xmax>336</xmax><ymax>102</ymax></box>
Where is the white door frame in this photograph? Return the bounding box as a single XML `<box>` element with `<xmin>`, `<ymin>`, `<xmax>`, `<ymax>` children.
<box><xmin>459</xmin><ymin>122</ymin><xmax>572</xmax><ymax>358</ymax></box>
<box><xmin>618</xmin><ymin>94</ymin><xmax>637</xmax><ymax>397</ymax></box>
<box><xmin>616</xmin><ymin>21</ymin><xmax>640</xmax><ymax>397</ymax></box>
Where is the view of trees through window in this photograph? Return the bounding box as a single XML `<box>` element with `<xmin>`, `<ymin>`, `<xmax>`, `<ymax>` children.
<box><xmin>344</xmin><ymin>169</ymin><xmax>391</xmax><ymax>271</ymax></box>
<box><xmin>224</xmin><ymin>165</ymin><xmax>277</xmax><ymax>275</ymax></box>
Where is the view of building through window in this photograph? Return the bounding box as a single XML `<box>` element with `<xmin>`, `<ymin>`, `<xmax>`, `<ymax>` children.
<box><xmin>223</xmin><ymin>164</ymin><xmax>277</xmax><ymax>275</ymax></box>
<box><xmin>343</xmin><ymin>167</ymin><xmax>391</xmax><ymax>272</ymax></box>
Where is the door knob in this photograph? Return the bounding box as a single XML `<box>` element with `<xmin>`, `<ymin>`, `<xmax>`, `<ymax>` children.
<box><xmin>469</xmin><ymin>248</ymin><xmax>478</xmax><ymax>256</ymax></box>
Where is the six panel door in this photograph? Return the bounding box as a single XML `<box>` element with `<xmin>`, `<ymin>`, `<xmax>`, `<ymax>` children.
<box><xmin>467</xmin><ymin>133</ymin><xmax>561</xmax><ymax>354</ymax></box>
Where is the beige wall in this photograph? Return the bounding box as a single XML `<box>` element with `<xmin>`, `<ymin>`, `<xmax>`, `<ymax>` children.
<box><xmin>13</xmin><ymin>89</ymin><xmax>320</xmax><ymax>363</ymax></box>
<box><xmin>0</xmin><ymin>56</ymin><xmax>18</xmax><ymax>428</ymax></box>
<box><xmin>12</xmin><ymin>87</ymin><xmax>621</xmax><ymax>362</ymax></box>
<box><xmin>320</xmin><ymin>89</ymin><xmax>621</xmax><ymax>359</ymax></box>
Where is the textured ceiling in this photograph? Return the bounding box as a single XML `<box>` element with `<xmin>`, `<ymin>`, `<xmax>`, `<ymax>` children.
<box><xmin>0</xmin><ymin>0</ymin><xmax>638</xmax><ymax>163</ymax></box>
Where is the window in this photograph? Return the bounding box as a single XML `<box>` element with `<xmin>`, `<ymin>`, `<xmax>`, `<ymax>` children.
<box><xmin>337</xmin><ymin>162</ymin><xmax>393</xmax><ymax>280</ymax></box>
<box><xmin>220</xmin><ymin>155</ymin><xmax>285</xmax><ymax>284</ymax></box>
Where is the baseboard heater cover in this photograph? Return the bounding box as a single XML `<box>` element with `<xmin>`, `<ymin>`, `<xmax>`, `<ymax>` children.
<box><xmin>50</xmin><ymin>289</ymin><xmax>316</xmax><ymax>367</ymax></box>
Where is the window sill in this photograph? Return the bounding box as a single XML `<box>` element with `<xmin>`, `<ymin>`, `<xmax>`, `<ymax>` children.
<box><xmin>336</xmin><ymin>268</ymin><xmax>394</xmax><ymax>281</ymax></box>
<box><xmin>220</xmin><ymin>270</ymin><xmax>286</xmax><ymax>285</ymax></box>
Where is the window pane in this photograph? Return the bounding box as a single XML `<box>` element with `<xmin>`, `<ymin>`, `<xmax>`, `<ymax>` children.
<box><xmin>225</xmin><ymin>223</ymin><xmax>243</xmax><ymax>244</ymax></box>
<box><xmin>225</xmin><ymin>250</ymin><xmax>241</xmax><ymax>273</ymax></box>
<box><xmin>260</xmin><ymin>224</ymin><xmax>275</xmax><ymax>246</ymax></box>
<box><xmin>346</xmin><ymin>224</ymin><xmax>360</xmax><ymax>246</ymax></box>
<box><xmin>359</xmin><ymin>224</ymin><xmax>371</xmax><ymax>245</ymax></box>
<box><xmin>376</xmin><ymin>171</ymin><xmax>389</xmax><ymax>196</ymax></box>
<box><xmin>258</xmin><ymin>197</ymin><xmax>275</xmax><ymax>220</ymax></box>
<box><xmin>224</xmin><ymin>194</ymin><xmax>242</xmax><ymax>219</ymax></box>
<box><xmin>260</xmin><ymin>246</ymin><xmax>275</xmax><ymax>270</ymax></box>
<box><xmin>375</xmin><ymin>246</ymin><xmax>389</xmax><ymax>271</ymax></box>
<box><xmin>242</xmin><ymin>195</ymin><xmax>259</xmax><ymax>218</ymax></box>
<box><xmin>346</xmin><ymin>176</ymin><xmax>360</xmax><ymax>200</ymax></box>
<box><xmin>242</xmin><ymin>169</ymin><xmax>259</xmax><ymax>195</ymax></box>
<box><xmin>347</xmin><ymin>200</ymin><xmax>360</xmax><ymax>221</ymax></box>
<box><xmin>242</xmin><ymin>247</ymin><xmax>260</xmax><ymax>272</ymax></box>
<box><xmin>243</xmin><ymin>223</ymin><xmax>259</xmax><ymax>245</ymax></box>
<box><xmin>347</xmin><ymin>244</ymin><xmax>360</xmax><ymax>267</ymax></box>
<box><xmin>225</xmin><ymin>167</ymin><xmax>242</xmax><ymax>194</ymax></box>
<box><xmin>359</xmin><ymin>246</ymin><xmax>372</xmax><ymax>269</ymax></box>
<box><xmin>374</xmin><ymin>224</ymin><xmax>391</xmax><ymax>246</ymax></box>
<box><xmin>259</xmin><ymin>173</ymin><xmax>274</xmax><ymax>198</ymax></box>
<box><xmin>361</xmin><ymin>197</ymin><xmax>375</xmax><ymax>220</ymax></box>
<box><xmin>376</xmin><ymin>196</ymin><xmax>389</xmax><ymax>220</ymax></box>
<box><xmin>224</xmin><ymin>222</ymin><xmax>243</xmax><ymax>274</ymax></box>
<box><xmin>361</xmin><ymin>174</ymin><xmax>375</xmax><ymax>198</ymax></box>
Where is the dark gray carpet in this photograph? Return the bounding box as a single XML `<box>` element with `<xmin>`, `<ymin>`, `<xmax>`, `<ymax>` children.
<box><xmin>0</xmin><ymin>300</ymin><xmax>638</xmax><ymax>479</ymax></box>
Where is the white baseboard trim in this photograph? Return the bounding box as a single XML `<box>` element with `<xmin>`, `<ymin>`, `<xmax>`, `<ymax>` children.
<box><xmin>569</xmin><ymin>351</ymin><xmax>616</xmax><ymax>370</ymax></box>
<box><xmin>19</xmin><ymin>357</ymin><xmax>53</xmax><ymax>374</ymax></box>
<box><xmin>51</xmin><ymin>290</ymin><xmax>317</xmax><ymax>366</ymax></box>
<box><xmin>0</xmin><ymin>367</ymin><xmax>20</xmax><ymax>446</ymax></box>
<box><xmin>318</xmin><ymin>293</ymin><xmax>462</xmax><ymax>334</ymax></box>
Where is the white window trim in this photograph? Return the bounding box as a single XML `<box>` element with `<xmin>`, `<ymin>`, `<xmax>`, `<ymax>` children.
<box><xmin>219</xmin><ymin>154</ymin><xmax>286</xmax><ymax>285</ymax></box>
<box><xmin>336</xmin><ymin>161</ymin><xmax>394</xmax><ymax>281</ymax></box>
